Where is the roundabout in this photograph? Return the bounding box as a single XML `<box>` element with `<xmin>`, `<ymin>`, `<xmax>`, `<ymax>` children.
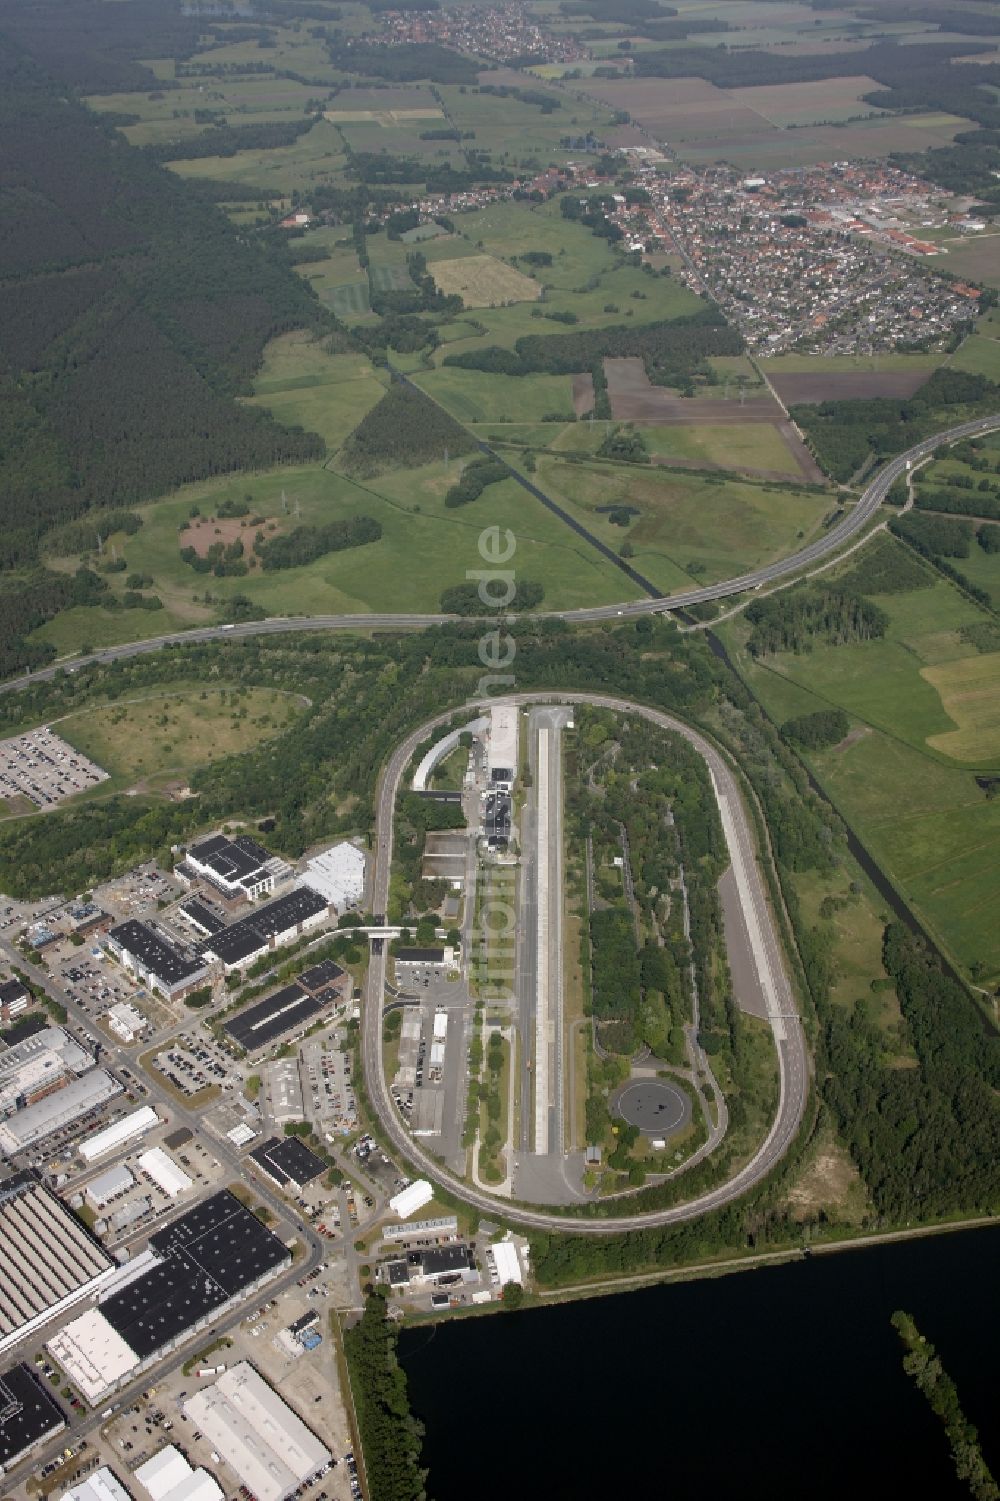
<box><xmin>614</xmin><ymin>1078</ymin><xmax>692</xmax><ymax>1139</ymax></box>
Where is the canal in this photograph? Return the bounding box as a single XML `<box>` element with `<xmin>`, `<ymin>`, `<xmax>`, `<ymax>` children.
<box><xmin>400</xmin><ymin>1225</ymin><xmax>999</xmax><ymax>1500</ymax></box>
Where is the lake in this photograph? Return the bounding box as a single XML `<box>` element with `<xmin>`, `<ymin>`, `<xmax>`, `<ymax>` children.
<box><xmin>400</xmin><ymin>1226</ymin><xmax>1000</xmax><ymax>1500</ymax></box>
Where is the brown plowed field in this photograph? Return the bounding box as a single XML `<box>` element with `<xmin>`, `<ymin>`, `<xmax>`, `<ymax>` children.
<box><xmin>572</xmin><ymin>372</ymin><xmax>595</xmax><ymax>417</ymax></box>
<box><xmin>768</xmin><ymin>369</ymin><xmax>934</xmax><ymax>405</ymax></box>
<box><xmin>605</xmin><ymin>357</ymin><xmax>782</xmax><ymax>423</ymax></box>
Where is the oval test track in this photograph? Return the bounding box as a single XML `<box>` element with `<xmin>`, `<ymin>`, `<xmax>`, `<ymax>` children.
<box><xmin>362</xmin><ymin>692</ymin><xmax>808</xmax><ymax>1235</ymax></box>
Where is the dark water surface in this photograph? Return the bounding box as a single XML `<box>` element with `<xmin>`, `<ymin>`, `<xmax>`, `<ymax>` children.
<box><xmin>400</xmin><ymin>1227</ymin><xmax>1000</xmax><ymax>1501</ymax></box>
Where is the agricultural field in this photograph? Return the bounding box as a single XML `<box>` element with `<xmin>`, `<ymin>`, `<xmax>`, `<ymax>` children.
<box><xmin>429</xmin><ymin>253</ymin><xmax>541</xmax><ymax>308</ymax></box>
<box><xmin>533</xmin><ymin>455</ymin><xmax>829</xmax><ymax>593</ymax></box>
<box><xmin>726</xmin><ymin>75</ymin><xmax>889</xmax><ymax>128</ymax></box>
<box><xmin>56</xmin><ymin>686</ymin><xmax>305</xmax><ymax>790</ymax></box>
<box><xmin>718</xmin><ymin>552</ymin><xmax>1000</xmax><ymax>981</ymax></box>
<box><xmin>412</xmin><ymin>367</ymin><xmax>576</xmax><ymax>424</ymax></box>
<box><xmin>247</xmin><ymin>331</ymin><xmax>386</xmax><ymax>454</ymax></box>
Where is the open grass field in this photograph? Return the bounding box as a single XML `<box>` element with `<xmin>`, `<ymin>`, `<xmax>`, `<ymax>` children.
<box><xmin>429</xmin><ymin>253</ymin><xmax>541</xmax><ymax>308</ymax></box>
<box><xmin>534</xmin><ymin>455</ymin><xmax>828</xmax><ymax>592</ymax></box>
<box><xmin>413</xmin><ymin>367</ymin><xmax>575</xmax><ymax>423</ymax></box>
<box><xmin>719</xmin><ymin>556</ymin><xmax>1000</xmax><ymax>980</ymax></box>
<box><xmin>948</xmin><ymin>333</ymin><xmax>1000</xmax><ymax>381</ymax></box>
<box><xmin>641</xmin><ymin>421</ymin><xmax>803</xmax><ymax>474</ymax></box>
<box><xmin>167</xmin><ymin>119</ymin><xmax>349</xmax><ymax>193</ymax></box>
<box><xmin>57</xmin><ymin>685</ymin><xmax>303</xmax><ymax>787</ymax></box>
<box><xmin>247</xmin><ymin>331</ymin><xmax>386</xmax><ymax>453</ymax></box>
<box><xmin>40</xmin><ymin>447</ymin><xmax>640</xmax><ymax>626</ymax></box>
<box><xmin>923</xmin><ymin>654</ymin><xmax>1000</xmax><ymax>761</ymax></box>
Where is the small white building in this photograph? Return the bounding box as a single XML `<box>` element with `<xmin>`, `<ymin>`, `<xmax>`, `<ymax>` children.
<box><xmin>84</xmin><ymin>1164</ymin><xmax>135</xmax><ymax>1211</ymax></box>
<box><xmin>107</xmin><ymin>1002</ymin><xmax>146</xmax><ymax>1044</ymax></box>
<box><xmin>135</xmin><ymin>1446</ymin><xmax>222</xmax><ymax>1501</ymax></box>
<box><xmin>79</xmin><ymin>1107</ymin><xmax>158</xmax><ymax>1165</ymax></box>
<box><xmin>389</xmin><ymin>1180</ymin><xmax>434</xmax><ymax>1220</ymax></box>
<box><xmin>491</xmin><ymin>1240</ymin><xmax>523</xmax><ymax>1287</ymax></box>
<box><xmin>60</xmin><ymin>1468</ymin><xmax>133</xmax><ymax>1501</ymax></box>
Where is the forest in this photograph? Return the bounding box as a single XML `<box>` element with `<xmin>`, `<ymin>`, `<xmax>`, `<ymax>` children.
<box><xmin>340</xmin><ymin>380</ymin><xmax>475</xmax><ymax>475</ymax></box>
<box><xmin>343</xmin><ymin>1292</ymin><xmax>426</xmax><ymax>1501</ymax></box>
<box><xmin>256</xmin><ymin>515</ymin><xmax>383</xmax><ymax>570</ymax></box>
<box><xmin>791</xmin><ymin>370</ymin><xmax>1000</xmax><ymax>483</ymax></box>
<box><xmin>443</xmin><ymin>307</ymin><xmax>741</xmax><ymax>390</ymax></box>
<box><xmin>744</xmin><ymin>588</ymin><xmax>889</xmax><ymax>656</ymax></box>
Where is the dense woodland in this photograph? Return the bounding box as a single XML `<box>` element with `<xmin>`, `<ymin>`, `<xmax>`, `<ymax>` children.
<box><xmin>791</xmin><ymin>370</ymin><xmax>1000</xmax><ymax>483</ymax></box>
<box><xmin>444</xmin><ymin>307</ymin><xmax>740</xmax><ymax>392</ymax></box>
<box><xmin>340</xmin><ymin>380</ymin><xmax>475</xmax><ymax>474</ymax></box>
<box><xmin>744</xmin><ymin>588</ymin><xmax>889</xmax><ymax>656</ymax></box>
<box><xmin>343</xmin><ymin>1292</ymin><xmax>426</xmax><ymax>1501</ymax></box>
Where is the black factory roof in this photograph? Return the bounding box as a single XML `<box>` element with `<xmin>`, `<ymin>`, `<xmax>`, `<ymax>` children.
<box><xmin>224</xmin><ymin>982</ymin><xmax>331</xmax><ymax>1052</ymax></box>
<box><xmin>250</xmin><ymin>1135</ymin><xmax>326</xmax><ymax>1189</ymax></box>
<box><xmin>203</xmin><ymin>886</ymin><xmax>327</xmax><ymax>968</ymax></box>
<box><xmin>99</xmin><ymin>1190</ymin><xmax>288</xmax><ymax>1360</ymax></box>
<box><xmin>108</xmin><ymin>920</ymin><xmax>205</xmax><ymax>987</ymax></box>
<box><xmin>188</xmin><ymin>834</ymin><xmax>271</xmax><ymax>885</ymax></box>
<box><xmin>298</xmin><ymin>958</ymin><xmax>344</xmax><ymax>993</ymax></box>
<box><xmin>0</xmin><ymin>1363</ymin><xmax>65</xmax><ymax>1468</ymax></box>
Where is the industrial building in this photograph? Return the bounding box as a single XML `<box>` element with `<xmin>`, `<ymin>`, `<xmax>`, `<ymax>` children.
<box><xmin>182</xmin><ymin>1363</ymin><xmax>331</xmax><ymax>1501</ymax></box>
<box><xmin>487</xmin><ymin>703</ymin><xmax>518</xmax><ymax>787</ymax></box>
<box><xmin>0</xmin><ymin>979</ymin><xmax>31</xmax><ymax>1023</ymax></box>
<box><xmin>178</xmin><ymin>901</ymin><xmax>224</xmax><ymax>939</ymax></box>
<box><xmin>0</xmin><ymin>1362</ymin><xmax>66</xmax><ymax>1475</ymax></box>
<box><xmin>224</xmin><ymin>979</ymin><xmax>338</xmax><ymax>1054</ymax></box>
<box><xmin>106</xmin><ymin>1003</ymin><xmax>147</xmax><ymax>1045</ymax></box>
<box><xmin>0</xmin><ymin>1172</ymin><xmax>115</xmax><ymax>1359</ymax></box>
<box><xmin>381</xmin><ymin>1215</ymin><xmax>458</xmax><ymax>1246</ymax></box>
<box><xmin>0</xmin><ymin>1069</ymin><xmax>124</xmax><ymax>1157</ymax></box>
<box><xmin>407</xmin><ymin>1244</ymin><xmax>476</xmax><ymax>1286</ymax></box>
<box><xmin>489</xmin><ymin>1240</ymin><xmax>523</xmax><ymax>1287</ymax></box>
<box><xmin>136</xmin><ymin>1148</ymin><xmax>191</xmax><ymax>1199</ymax></box>
<box><xmin>48</xmin><ymin>1192</ymin><xmax>290</xmax><ymax>1404</ymax></box>
<box><xmin>84</xmin><ymin>1164</ymin><xmax>135</xmax><ymax>1211</ymax></box>
<box><xmin>79</xmin><ymin>1107</ymin><xmax>158</xmax><ymax>1165</ymax></box>
<box><xmin>297</xmin><ymin>842</ymin><xmax>365</xmax><ymax>912</ymax></box>
<box><xmin>297</xmin><ymin>959</ymin><xmax>345</xmax><ymax>995</ymax></box>
<box><xmin>60</xmin><ymin>1468</ymin><xmax>133</xmax><ymax>1501</ymax></box>
<box><xmin>106</xmin><ymin>921</ymin><xmax>208</xmax><ymax>1001</ymax></box>
<box><xmin>135</xmin><ymin>1446</ymin><xmax>223</xmax><ymax>1501</ymax></box>
<box><xmin>249</xmin><ymin>1136</ymin><xmax>325</xmax><ymax>1192</ymax></box>
<box><xmin>201</xmin><ymin>887</ymin><xmax>328</xmax><ymax>974</ymax></box>
<box><xmin>0</xmin><ymin>1027</ymin><xmax>92</xmax><ymax>1118</ymax></box>
<box><xmin>177</xmin><ymin>835</ymin><xmax>287</xmax><ymax>905</ymax></box>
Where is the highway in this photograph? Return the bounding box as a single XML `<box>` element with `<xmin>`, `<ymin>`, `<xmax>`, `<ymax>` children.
<box><xmin>3</xmin><ymin>415</ymin><xmax>999</xmax><ymax>698</ymax></box>
<box><xmin>362</xmin><ymin>692</ymin><xmax>809</xmax><ymax>1236</ymax></box>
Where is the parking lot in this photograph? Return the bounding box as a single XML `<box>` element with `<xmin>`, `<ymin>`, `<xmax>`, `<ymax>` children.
<box><xmin>0</xmin><ymin>727</ymin><xmax>108</xmax><ymax>809</ymax></box>
<box><xmin>300</xmin><ymin>1033</ymin><xmax>357</xmax><ymax>1139</ymax></box>
<box><xmin>147</xmin><ymin>1033</ymin><xmax>233</xmax><ymax>1100</ymax></box>
<box><xmin>93</xmin><ymin>862</ymin><xmax>181</xmax><ymax>921</ymax></box>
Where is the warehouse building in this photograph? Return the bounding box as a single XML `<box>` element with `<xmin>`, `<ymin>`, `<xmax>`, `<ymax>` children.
<box><xmin>249</xmin><ymin>1136</ymin><xmax>325</xmax><ymax>1192</ymax></box>
<box><xmin>178</xmin><ymin>835</ymin><xmax>286</xmax><ymax>905</ymax></box>
<box><xmin>79</xmin><ymin>1107</ymin><xmax>158</xmax><ymax>1165</ymax></box>
<box><xmin>297</xmin><ymin>842</ymin><xmax>365</xmax><ymax>912</ymax></box>
<box><xmin>0</xmin><ymin>1069</ymin><xmax>123</xmax><ymax>1157</ymax></box>
<box><xmin>48</xmin><ymin>1191</ymin><xmax>290</xmax><ymax>1404</ymax></box>
<box><xmin>0</xmin><ymin>1172</ymin><xmax>115</xmax><ymax>1358</ymax></box>
<box><xmin>178</xmin><ymin>901</ymin><xmax>224</xmax><ymax>939</ymax></box>
<box><xmin>0</xmin><ymin>1361</ymin><xmax>66</xmax><ymax>1475</ymax></box>
<box><xmin>389</xmin><ymin>1180</ymin><xmax>434</xmax><ymax>1220</ymax></box>
<box><xmin>201</xmin><ymin>887</ymin><xmax>329</xmax><ymax>974</ymax></box>
<box><xmin>135</xmin><ymin>1445</ymin><xmax>222</xmax><ymax>1501</ymax></box>
<box><xmin>224</xmin><ymin>979</ymin><xmax>338</xmax><ymax>1054</ymax></box>
<box><xmin>297</xmin><ymin>959</ymin><xmax>345</xmax><ymax>996</ymax></box>
<box><xmin>106</xmin><ymin>922</ymin><xmax>208</xmax><ymax>1001</ymax></box>
<box><xmin>84</xmin><ymin>1164</ymin><xmax>135</xmax><ymax>1211</ymax></box>
<box><xmin>60</xmin><ymin>1468</ymin><xmax>133</xmax><ymax>1501</ymax></box>
<box><xmin>182</xmin><ymin>1363</ymin><xmax>331</xmax><ymax>1501</ymax></box>
<box><xmin>0</xmin><ymin>1027</ymin><xmax>92</xmax><ymax>1118</ymax></box>
<box><xmin>136</xmin><ymin>1148</ymin><xmax>191</xmax><ymax>1199</ymax></box>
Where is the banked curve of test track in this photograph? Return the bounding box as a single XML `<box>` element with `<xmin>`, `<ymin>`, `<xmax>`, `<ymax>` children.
<box><xmin>2</xmin><ymin>414</ymin><xmax>998</xmax><ymax>698</ymax></box>
<box><xmin>362</xmin><ymin>691</ymin><xmax>809</xmax><ymax>1235</ymax></box>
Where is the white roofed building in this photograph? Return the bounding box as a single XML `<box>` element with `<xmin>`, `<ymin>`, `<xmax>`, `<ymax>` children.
<box><xmin>0</xmin><ymin>1071</ymin><xmax>124</xmax><ymax>1157</ymax></box>
<box><xmin>182</xmin><ymin>1364</ymin><xmax>330</xmax><ymax>1501</ymax></box>
<box><xmin>298</xmin><ymin>843</ymin><xmax>366</xmax><ymax>911</ymax></box>
<box><xmin>135</xmin><ymin>1446</ymin><xmax>222</xmax><ymax>1501</ymax></box>
<box><xmin>60</xmin><ymin>1468</ymin><xmax>132</xmax><ymax>1501</ymax></box>
<box><xmin>491</xmin><ymin>1240</ymin><xmax>523</xmax><ymax>1287</ymax></box>
<box><xmin>84</xmin><ymin>1165</ymin><xmax>135</xmax><ymax>1211</ymax></box>
<box><xmin>79</xmin><ymin>1107</ymin><xmax>158</xmax><ymax>1165</ymax></box>
<box><xmin>389</xmin><ymin>1180</ymin><xmax>434</xmax><ymax>1220</ymax></box>
<box><xmin>136</xmin><ymin>1148</ymin><xmax>191</xmax><ymax>1199</ymax></box>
